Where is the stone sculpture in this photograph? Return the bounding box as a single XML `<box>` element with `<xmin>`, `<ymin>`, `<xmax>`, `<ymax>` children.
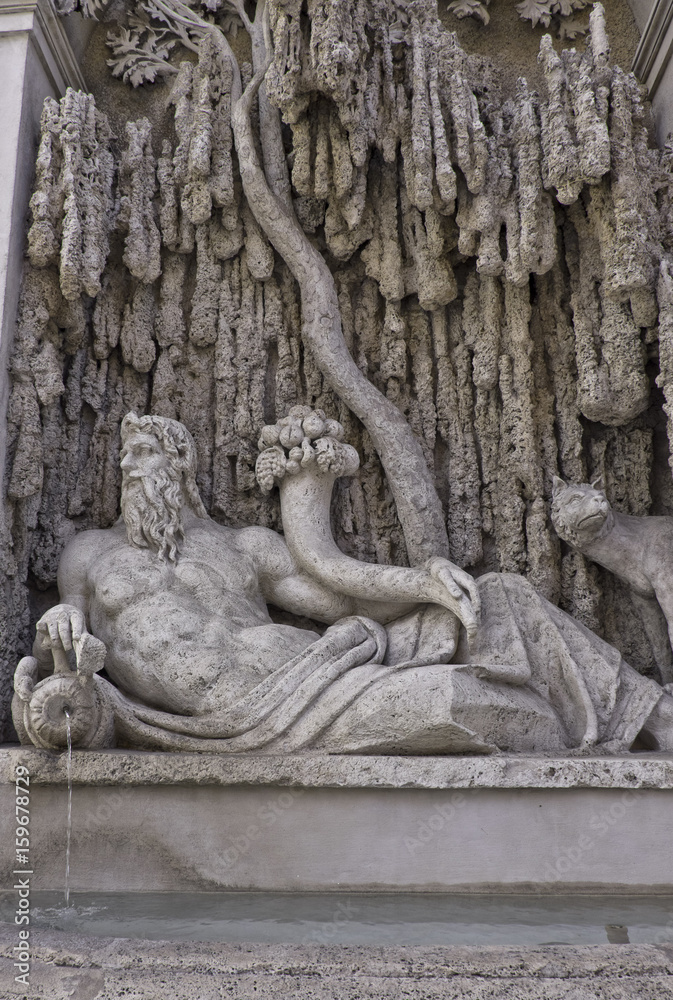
<box><xmin>12</xmin><ymin>410</ymin><xmax>673</xmax><ymax>755</ymax></box>
<box><xmin>6</xmin><ymin>2</ymin><xmax>673</xmax><ymax>749</ymax></box>
<box><xmin>551</xmin><ymin>476</ymin><xmax>673</xmax><ymax>686</ymax></box>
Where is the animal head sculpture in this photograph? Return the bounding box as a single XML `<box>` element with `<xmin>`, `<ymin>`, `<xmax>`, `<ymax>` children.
<box><xmin>550</xmin><ymin>476</ymin><xmax>615</xmax><ymax>548</ymax></box>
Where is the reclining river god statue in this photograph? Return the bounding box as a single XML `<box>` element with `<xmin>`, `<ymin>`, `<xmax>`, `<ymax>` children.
<box><xmin>12</xmin><ymin>409</ymin><xmax>673</xmax><ymax>755</ymax></box>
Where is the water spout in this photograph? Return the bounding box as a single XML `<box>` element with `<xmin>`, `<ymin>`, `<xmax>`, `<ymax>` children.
<box><xmin>64</xmin><ymin>708</ymin><xmax>72</xmax><ymax>906</ymax></box>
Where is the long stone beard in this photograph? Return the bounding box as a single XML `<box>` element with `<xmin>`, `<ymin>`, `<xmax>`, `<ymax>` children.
<box><xmin>121</xmin><ymin>471</ymin><xmax>184</xmax><ymax>563</ymax></box>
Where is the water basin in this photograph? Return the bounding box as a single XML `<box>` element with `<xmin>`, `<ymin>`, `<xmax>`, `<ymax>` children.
<box><xmin>1</xmin><ymin>892</ymin><xmax>671</xmax><ymax>946</ymax></box>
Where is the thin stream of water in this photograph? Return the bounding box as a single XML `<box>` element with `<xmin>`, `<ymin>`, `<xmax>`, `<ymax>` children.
<box><xmin>63</xmin><ymin>709</ymin><xmax>72</xmax><ymax>907</ymax></box>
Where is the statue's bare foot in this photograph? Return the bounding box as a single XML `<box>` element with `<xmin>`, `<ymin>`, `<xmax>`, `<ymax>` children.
<box><xmin>639</xmin><ymin>692</ymin><xmax>673</xmax><ymax>751</ymax></box>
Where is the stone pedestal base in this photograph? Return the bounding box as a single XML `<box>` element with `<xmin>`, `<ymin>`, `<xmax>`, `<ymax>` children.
<box><xmin>3</xmin><ymin>926</ymin><xmax>673</xmax><ymax>1000</ymax></box>
<box><xmin>1</xmin><ymin>748</ymin><xmax>672</xmax><ymax>893</ymax></box>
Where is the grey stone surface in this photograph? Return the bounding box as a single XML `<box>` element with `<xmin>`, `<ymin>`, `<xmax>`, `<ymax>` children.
<box><xmin>5</xmin><ymin>0</ymin><xmax>673</xmax><ymax>750</ymax></box>
<box><xmin>0</xmin><ymin>0</ymin><xmax>86</xmax><ymax>741</ymax></box>
<box><xmin>1</xmin><ymin>925</ymin><xmax>673</xmax><ymax>999</ymax></box>
<box><xmin>2</xmin><ymin>747</ymin><xmax>673</xmax><ymax>790</ymax></box>
<box><xmin>3</xmin><ymin>749</ymin><xmax>673</xmax><ymax>893</ymax></box>
<box><xmin>5</xmin><ymin>782</ymin><xmax>673</xmax><ymax>892</ymax></box>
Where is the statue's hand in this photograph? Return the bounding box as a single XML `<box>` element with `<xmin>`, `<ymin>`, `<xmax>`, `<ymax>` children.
<box><xmin>36</xmin><ymin>604</ymin><xmax>86</xmax><ymax>652</ymax></box>
<box><xmin>426</xmin><ymin>558</ymin><xmax>480</xmax><ymax>643</ymax></box>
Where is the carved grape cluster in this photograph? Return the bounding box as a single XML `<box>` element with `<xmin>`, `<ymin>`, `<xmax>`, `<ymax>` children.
<box><xmin>255</xmin><ymin>406</ymin><xmax>360</xmax><ymax>493</ymax></box>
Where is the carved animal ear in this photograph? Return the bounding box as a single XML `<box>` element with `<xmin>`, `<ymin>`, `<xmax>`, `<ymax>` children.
<box><xmin>551</xmin><ymin>476</ymin><xmax>567</xmax><ymax>496</ymax></box>
<box><xmin>591</xmin><ymin>475</ymin><xmax>605</xmax><ymax>492</ymax></box>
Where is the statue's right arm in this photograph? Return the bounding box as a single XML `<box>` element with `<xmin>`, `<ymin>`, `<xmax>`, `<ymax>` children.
<box><xmin>34</xmin><ymin>531</ymin><xmax>97</xmax><ymax>654</ymax></box>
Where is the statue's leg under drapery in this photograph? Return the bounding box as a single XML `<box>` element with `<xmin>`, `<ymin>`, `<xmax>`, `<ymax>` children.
<box><xmin>314</xmin><ymin>573</ymin><xmax>663</xmax><ymax>755</ymax></box>
<box><xmin>312</xmin><ymin>664</ymin><xmax>569</xmax><ymax>753</ymax></box>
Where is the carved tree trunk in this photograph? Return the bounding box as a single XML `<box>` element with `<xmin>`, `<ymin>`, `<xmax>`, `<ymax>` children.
<box><xmin>232</xmin><ymin>67</ymin><xmax>450</xmax><ymax>565</ymax></box>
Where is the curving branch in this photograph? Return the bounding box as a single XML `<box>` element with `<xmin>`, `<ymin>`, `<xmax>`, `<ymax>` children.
<box><xmin>232</xmin><ymin>47</ymin><xmax>450</xmax><ymax>565</ymax></box>
<box><xmin>146</xmin><ymin>0</ymin><xmax>293</xmax><ymax>208</ymax></box>
<box><xmin>248</xmin><ymin>0</ymin><xmax>294</xmax><ymax>211</ymax></box>
<box><xmin>101</xmin><ymin>0</ymin><xmax>451</xmax><ymax>564</ymax></box>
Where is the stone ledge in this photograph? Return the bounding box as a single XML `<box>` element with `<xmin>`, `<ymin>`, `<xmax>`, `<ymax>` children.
<box><xmin>1</xmin><ymin>924</ymin><xmax>673</xmax><ymax>1000</ymax></box>
<box><xmin>2</xmin><ymin>745</ymin><xmax>673</xmax><ymax>789</ymax></box>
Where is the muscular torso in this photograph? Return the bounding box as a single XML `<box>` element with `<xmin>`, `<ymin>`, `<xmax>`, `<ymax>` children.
<box><xmin>83</xmin><ymin>521</ymin><xmax>319</xmax><ymax>714</ymax></box>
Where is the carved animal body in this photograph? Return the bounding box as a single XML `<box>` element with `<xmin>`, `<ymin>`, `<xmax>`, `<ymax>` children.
<box><xmin>551</xmin><ymin>477</ymin><xmax>673</xmax><ymax>685</ymax></box>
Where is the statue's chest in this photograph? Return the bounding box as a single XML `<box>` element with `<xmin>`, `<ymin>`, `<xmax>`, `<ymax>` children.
<box><xmin>91</xmin><ymin>547</ymin><xmax>170</xmax><ymax>614</ymax></box>
<box><xmin>172</xmin><ymin>553</ymin><xmax>259</xmax><ymax>605</ymax></box>
<box><xmin>89</xmin><ymin>541</ymin><xmax>261</xmax><ymax>617</ymax></box>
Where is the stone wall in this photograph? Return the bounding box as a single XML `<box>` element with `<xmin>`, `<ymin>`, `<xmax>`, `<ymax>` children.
<box><xmin>2</xmin><ymin>0</ymin><xmax>673</xmax><ymax>739</ymax></box>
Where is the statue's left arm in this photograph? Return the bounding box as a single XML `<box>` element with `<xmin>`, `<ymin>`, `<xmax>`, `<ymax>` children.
<box><xmin>235</xmin><ymin>525</ymin><xmax>479</xmax><ymax>636</ymax></box>
<box><xmin>235</xmin><ymin>525</ymin><xmax>419</xmax><ymax>625</ymax></box>
<box><xmin>250</xmin><ymin>411</ymin><xmax>480</xmax><ymax>639</ymax></box>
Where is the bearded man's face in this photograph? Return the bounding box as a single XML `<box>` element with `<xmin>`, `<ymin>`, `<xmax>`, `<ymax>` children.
<box><xmin>120</xmin><ymin>432</ymin><xmax>184</xmax><ymax>563</ymax></box>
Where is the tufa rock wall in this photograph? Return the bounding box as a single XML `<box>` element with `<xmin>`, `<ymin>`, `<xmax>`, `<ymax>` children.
<box><xmin>2</xmin><ymin>0</ymin><xmax>673</xmax><ymax>737</ymax></box>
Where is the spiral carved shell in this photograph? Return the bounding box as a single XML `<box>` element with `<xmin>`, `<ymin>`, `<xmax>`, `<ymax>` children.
<box><xmin>12</xmin><ymin>631</ymin><xmax>113</xmax><ymax>750</ymax></box>
<box><xmin>26</xmin><ymin>672</ymin><xmax>99</xmax><ymax>749</ymax></box>
<box><xmin>255</xmin><ymin>406</ymin><xmax>360</xmax><ymax>493</ymax></box>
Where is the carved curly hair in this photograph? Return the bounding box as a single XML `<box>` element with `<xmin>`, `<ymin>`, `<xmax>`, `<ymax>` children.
<box><xmin>121</xmin><ymin>412</ymin><xmax>207</xmax><ymax>518</ymax></box>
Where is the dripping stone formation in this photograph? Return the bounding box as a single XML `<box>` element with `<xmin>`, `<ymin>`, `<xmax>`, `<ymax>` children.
<box><xmin>4</xmin><ymin>0</ymin><xmax>673</xmax><ymax>754</ymax></box>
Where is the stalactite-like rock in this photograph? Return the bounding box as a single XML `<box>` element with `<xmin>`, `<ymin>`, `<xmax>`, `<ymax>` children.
<box><xmin>92</xmin><ymin>265</ymin><xmax>126</xmax><ymax>360</ymax></box>
<box><xmin>27</xmin><ymin>91</ymin><xmax>114</xmax><ymax>300</ymax></box>
<box><xmin>6</xmin><ymin>383</ymin><xmax>43</xmax><ymax>503</ymax></box>
<box><xmin>27</xmin><ymin>99</ymin><xmax>63</xmax><ymax>270</ymax></box>
<box><xmin>456</xmin><ymin>118</ymin><xmax>512</xmax><ymax>277</ymax></box>
<box><xmin>361</xmin><ymin>160</ymin><xmax>405</xmax><ymax>302</ymax></box>
<box><xmin>567</xmin><ymin>198</ymin><xmax>651</xmax><ymax>425</ymax></box>
<box><xmin>176</xmin><ymin>35</ymin><xmax>236</xmax><ymax>225</ymax></box>
<box><xmin>538</xmin><ymin>36</ymin><xmax>582</xmax><ymax>206</ymax></box>
<box><xmin>120</xmin><ymin>283</ymin><xmax>157</xmax><ymax>373</ymax></box>
<box><xmin>435</xmin><ymin>305</ymin><xmax>482</xmax><ymax>567</ymax></box>
<box><xmin>657</xmin><ymin>259</ymin><xmax>673</xmax><ymax>476</ymax></box>
<box><xmin>447</xmin><ymin>69</ymin><xmax>488</xmax><ymax>195</ymax></box>
<box><xmin>512</xmin><ymin>82</ymin><xmax>557</xmax><ymax>280</ymax></box>
<box><xmin>7</xmin><ymin>2</ymin><xmax>673</xmax><ymax>724</ymax></box>
<box><xmin>32</xmin><ymin>342</ymin><xmax>65</xmax><ymax>407</ymax></box>
<box><xmin>117</xmin><ymin>118</ymin><xmax>162</xmax><ymax>284</ymax></box>
<box><xmin>189</xmin><ymin>223</ymin><xmax>221</xmax><ymax>347</ymax></box>
<box><xmin>536</xmin><ymin>265</ymin><xmax>585</xmax><ymax>485</ymax></box>
<box><xmin>591</xmin><ymin>71</ymin><xmax>654</xmax><ymax>301</ymax></box>
<box><xmin>402</xmin><ymin>194</ymin><xmax>457</xmax><ymax>309</ymax></box>
<box><xmin>568</xmin><ymin>36</ymin><xmax>610</xmax><ymax>184</ymax></box>
<box><xmin>156</xmin><ymin>253</ymin><xmax>187</xmax><ymax>348</ymax></box>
